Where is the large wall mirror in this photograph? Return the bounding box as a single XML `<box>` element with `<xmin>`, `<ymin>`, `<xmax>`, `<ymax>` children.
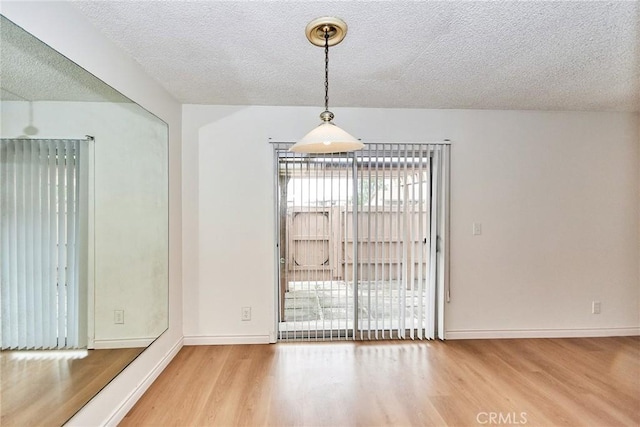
<box><xmin>0</xmin><ymin>15</ymin><xmax>169</xmax><ymax>426</ymax></box>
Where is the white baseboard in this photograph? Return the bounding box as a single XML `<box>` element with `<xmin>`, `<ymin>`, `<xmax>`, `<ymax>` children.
<box><xmin>93</xmin><ymin>337</ymin><xmax>156</xmax><ymax>349</ymax></box>
<box><xmin>183</xmin><ymin>334</ymin><xmax>271</xmax><ymax>345</ymax></box>
<box><xmin>445</xmin><ymin>327</ymin><xmax>640</xmax><ymax>340</ymax></box>
<box><xmin>104</xmin><ymin>337</ymin><xmax>183</xmax><ymax>427</ymax></box>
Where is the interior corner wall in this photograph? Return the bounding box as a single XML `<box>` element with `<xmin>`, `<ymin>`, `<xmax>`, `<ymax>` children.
<box><xmin>1</xmin><ymin>2</ymin><xmax>183</xmax><ymax>425</ymax></box>
<box><xmin>182</xmin><ymin>105</ymin><xmax>640</xmax><ymax>341</ymax></box>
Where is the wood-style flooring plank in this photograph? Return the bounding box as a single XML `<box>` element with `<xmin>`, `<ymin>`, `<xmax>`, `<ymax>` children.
<box><xmin>120</xmin><ymin>337</ymin><xmax>640</xmax><ymax>427</ymax></box>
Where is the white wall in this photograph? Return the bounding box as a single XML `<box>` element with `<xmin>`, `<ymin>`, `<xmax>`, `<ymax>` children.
<box><xmin>1</xmin><ymin>2</ymin><xmax>183</xmax><ymax>425</ymax></box>
<box><xmin>1</xmin><ymin>101</ymin><xmax>168</xmax><ymax>347</ymax></box>
<box><xmin>182</xmin><ymin>105</ymin><xmax>640</xmax><ymax>341</ymax></box>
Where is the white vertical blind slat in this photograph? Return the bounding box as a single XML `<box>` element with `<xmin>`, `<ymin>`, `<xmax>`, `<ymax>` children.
<box><xmin>417</xmin><ymin>145</ymin><xmax>425</xmax><ymax>340</ymax></box>
<box><xmin>1</xmin><ymin>142</ymin><xmax>13</xmax><ymax>345</ymax></box>
<box><xmin>17</xmin><ymin>141</ymin><xmax>28</xmax><ymax>348</ymax></box>
<box><xmin>56</xmin><ymin>140</ymin><xmax>67</xmax><ymax>347</ymax></box>
<box><xmin>307</xmin><ymin>155</ymin><xmax>312</xmax><ymax>338</ymax></box>
<box><xmin>401</xmin><ymin>144</ymin><xmax>409</xmax><ymax>338</ymax></box>
<box><xmin>380</xmin><ymin>145</ymin><xmax>387</xmax><ymax>337</ymax></box>
<box><xmin>395</xmin><ymin>144</ymin><xmax>402</xmax><ymax>339</ymax></box>
<box><xmin>366</xmin><ymin>147</ymin><xmax>372</xmax><ymax>340</ymax></box>
<box><xmin>3</xmin><ymin>142</ymin><xmax>12</xmax><ymax>345</ymax></box>
<box><xmin>33</xmin><ymin>141</ymin><xmax>43</xmax><ymax>347</ymax></box>
<box><xmin>373</xmin><ymin>147</ymin><xmax>378</xmax><ymax>339</ymax></box>
<box><xmin>0</xmin><ymin>142</ymin><xmax>7</xmax><ymax>346</ymax></box>
<box><xmin>38</xmin><ymin>140</ymin><xmax>49</xmax><ymax>348</ymax></box>
<box><xmin>409</xmin><ymin>144</ymin><xmax>416</xmax><ymax>340</ymax></box>
<box><xmin>11</xmin><ymin>141</ymin><xmax>19</xmax><ymax>347</ymax></box>
<box><xmin>428</xmin><ymin>147</ymin><xmax>441</xmax><ymax>340</ymax></box>
<box><xmin>437</xmin><ymin>145</ymin><xmax>450</xmax><ymax>340</ymax></box>
<box><xmin>351</xmin><ymin>155</ymin><xmax>356</xmax><ymax>340</ymax></box>
<box><xmin>27</xmin><ymin>140</ymin><xmax>37</xmax><ymax>348</ymax></box>
<box><xmin>46</xmin><ymin>141</ymin><xmax>58</xmax><ymax>348</ymax></box>
<box><xmin>67</xmin><ymin>141</ymin><xmax>79</xmax><ymax>348</ymax></box>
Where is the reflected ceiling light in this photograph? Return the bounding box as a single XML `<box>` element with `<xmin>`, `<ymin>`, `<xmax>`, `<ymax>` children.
<box><xmin>290</xmin><ymin>17</ymin><xmax>364</xmax><ymax>154</ymax></box>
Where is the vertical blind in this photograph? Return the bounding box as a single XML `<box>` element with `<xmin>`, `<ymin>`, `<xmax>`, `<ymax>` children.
<box><xmin>1</xmin><ymin>139</ymin><xmax>82</xmax><ymax>349</ymax></box>
<box><xmin>274</xmin><ymin>142</ymin><xmax>450</xmax><ymax>341</ymax></box>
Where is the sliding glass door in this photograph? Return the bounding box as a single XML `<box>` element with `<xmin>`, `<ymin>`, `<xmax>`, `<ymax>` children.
<box><xmin>273</xmin><ymin>143</ymin><xmax>449</xmax><ymax>341</ymax></box>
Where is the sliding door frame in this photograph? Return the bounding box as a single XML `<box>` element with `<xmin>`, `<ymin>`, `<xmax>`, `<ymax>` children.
<box><xmin>272</xmin><ymin>142</ymin><xmax>450</xmax><ymax>342</ymax></box>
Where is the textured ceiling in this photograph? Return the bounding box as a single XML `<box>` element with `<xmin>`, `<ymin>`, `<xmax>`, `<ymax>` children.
<box><xmin>0</xmin><ymin>15</ymin><xmax>130</xmax><ymax>102</ymax></box>
<box><xmin>70</xmin><ymin>1</ymin><xmax>639</xmax><ymax>112</ymax></box>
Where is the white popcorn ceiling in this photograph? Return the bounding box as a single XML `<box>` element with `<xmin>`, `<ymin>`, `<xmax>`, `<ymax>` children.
<box><xmin>0</xmin><ymin>15</ymin><xmax>130</xmax><ymax>103</ymax></box>
<box><xmin>71</xmin><ymin>0</ymin><xmax>639</xmax><ymax>112</ymax></box>
<box><xmin>23</xmin><ymin>1</ymin><xmax>640</xmax><ymax>111</ymax></box>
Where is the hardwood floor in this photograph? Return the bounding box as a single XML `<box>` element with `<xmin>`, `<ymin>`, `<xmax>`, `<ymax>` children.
<box><xmin>121</xmin><ymin>337</ymin><xmax>639</xmax><ymax>426</ymax></box>
<box><xmin>1</xmin><ymin>347</ymin><xmax>144</xmax><ymax>427</ymax></box>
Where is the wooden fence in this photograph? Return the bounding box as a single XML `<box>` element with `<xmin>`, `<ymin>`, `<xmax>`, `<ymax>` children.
<box><xmin>285</xmin><ymin>205</ymin><xmax>429</xmax><ymax>285</ymax></box>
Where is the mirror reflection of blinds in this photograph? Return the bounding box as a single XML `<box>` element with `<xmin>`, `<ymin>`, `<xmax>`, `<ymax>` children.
<box><xmin>1</xmin><ymin>139</ymin><xmax>83</xmax><ymax>350</ymax></box>
<box><xmin>273</xmin><ymin>142</ymin><xmax>450</xmax><ymax>341</ymax></box>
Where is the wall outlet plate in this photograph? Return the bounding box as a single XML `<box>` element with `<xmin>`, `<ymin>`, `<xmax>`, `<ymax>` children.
<box><xmin>241</xmin><ymin>306</ymin><xmax>251</xmax><ymax>321</ymax></box>
<box><xmin>114</xmin><ymin>310</ymin><xmax>124</xmax><ymax>324</ymax></box>
<box><xmin>473</xmin><ymin>222</ymin><xmax>482</xmax><ymax>236</ymax></box>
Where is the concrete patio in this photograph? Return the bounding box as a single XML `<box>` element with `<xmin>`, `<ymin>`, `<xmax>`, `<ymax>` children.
<box><xmin>281</xmin><ymin>280</ymin><xmax>428</xmax><ymax>333</ymax></box>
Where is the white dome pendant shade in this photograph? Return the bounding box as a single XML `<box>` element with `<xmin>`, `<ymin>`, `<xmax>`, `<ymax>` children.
<box><xmin>290</xmin><ymin>17</ymin><xmax>363</xmax><ymax>154</ymax></box>
<box><xmin>291</xmin><ymin>116</ymin><xmax>363</xmax><ymax>154</ymax></box>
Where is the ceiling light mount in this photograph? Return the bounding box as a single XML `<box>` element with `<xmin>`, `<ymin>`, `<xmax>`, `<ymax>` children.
<box><xmin>305</xmin><ymin>16</ymin><xmax>348</xmax><ymax>47</ymax></box>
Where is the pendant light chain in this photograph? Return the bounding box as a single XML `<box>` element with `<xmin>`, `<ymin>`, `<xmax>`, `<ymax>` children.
<box><xmin>324</xmin><ymin>27</ymin><xmax>330</xmax><ymax>112</ymax></box>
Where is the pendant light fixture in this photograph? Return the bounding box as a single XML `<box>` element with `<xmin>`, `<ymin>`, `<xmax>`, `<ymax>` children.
<box><xmin>290</xmin><ymin>17</ymin><xmax>364</xmax><ymax>154</ymax></box>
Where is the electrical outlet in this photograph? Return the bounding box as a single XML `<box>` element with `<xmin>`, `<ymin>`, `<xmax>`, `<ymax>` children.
<box><xmin>241</xmin><ymin>306</ymin><xmax>251</xmax><ymax>321</ymax></box>
<box><xmin>592</xmin><ymin>301</ymin><xmax>601</xmax><ymax>314</ymax></box>
<box><xmin>114</xmin><ymin>310</ymin><xmax>124</xmax><ymax>324</ymax></box>
<box><xmin>472</xmin><ymin>222</ymin><xmax>482</xmax><ymax>236</ymax></box>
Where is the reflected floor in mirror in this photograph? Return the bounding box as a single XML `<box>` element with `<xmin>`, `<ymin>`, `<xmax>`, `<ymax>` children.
<box><xmin>1</xmin><ymin>348</ymin><xmax>144</xmax><ymax>427</ymax></box>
